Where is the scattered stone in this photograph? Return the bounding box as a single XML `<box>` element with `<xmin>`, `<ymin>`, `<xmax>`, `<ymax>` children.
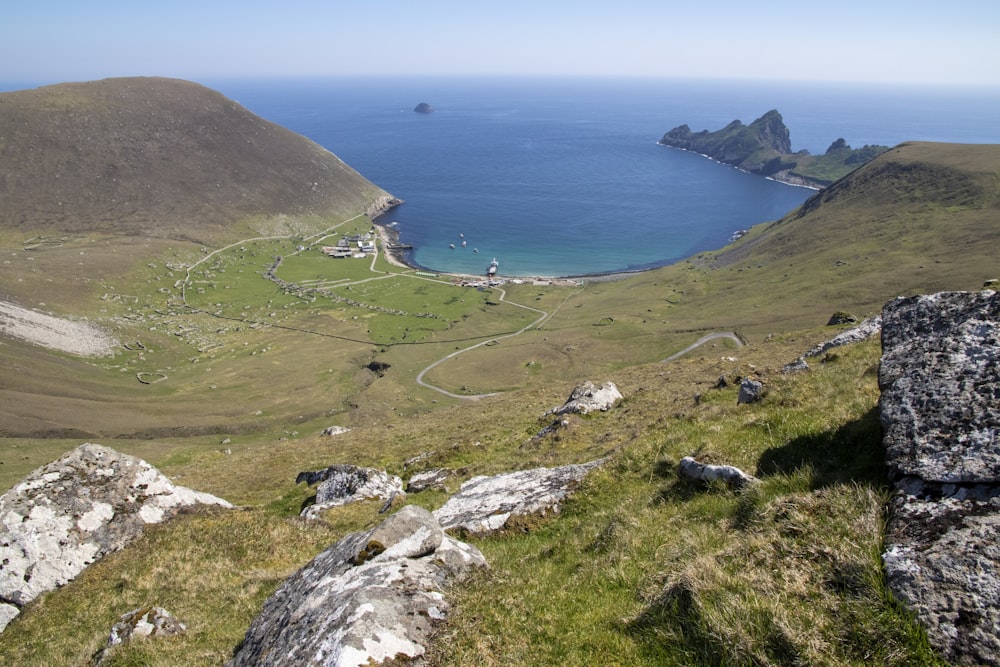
<box><xmin>320</xmin><ymin>425</ymin><xmax>351</xmax><ymax>437</ymax></box>
<box><xmin>407</xmin><ymin>468</ymin><xmax>451</xmax><ymax>493</ymax></box>
<box><xmin>93</xmin><ymin>606</ymin><xmax>186</xmax><ymax>665</ymax></box>
<box><xmin>879</xmin><ymin>290</ymin><xmax>1000</xmax><ymax>665</ymax></box>
<box><xmin>226</xmin><ymin>506</ymin><xmax>486</xmax><ymax>667</ymax></box>
<box><xmin>433</xmin><ymin>460</ymin><xmax>605</xmax><ymax>536</ymax></box>
<box><xmin>547</xmin><ymin>381</ymin><xmax>622</xmax><ymax>416</ymax></box>
<box><xmin>826</xmin><ymin>310</ymin><xmax>858</xmax><ymax>325</ymax></box>
<box><xmin>780</xmin><ymin>357</ymin><xmax>810</xmax><ymax>374</ymax></box>
<box><xmin>713</xmin><ymin>375</ymin><xmax>729</xmax><ymax>389</ymax></box>
<box><xmin>678</xmin><ymin>456</ymin><xmax>756</xmax><ymax>489</ymax></box>
<box><xmin>0</xmin><ymin>443</ymin><xmax>231</xmax><ymax>633</ymax></box>
<box><xmin>296</xmin><ymin>464</ymin><xmax>404</xmax><ymax>519</ymax></box>
<box><xmin>736</xmin><ymin>378</ymin><xmax>764</xmax><ymax>404</ymax></box>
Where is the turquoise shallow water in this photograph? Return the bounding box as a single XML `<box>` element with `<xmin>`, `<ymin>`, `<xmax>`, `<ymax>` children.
<box><xmin>15</xmin><ymin>76</ymin><xmax>989</xmax><ymax>278</ymax></box>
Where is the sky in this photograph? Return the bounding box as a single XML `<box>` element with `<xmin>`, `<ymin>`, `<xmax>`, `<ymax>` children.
<box><xmin>2</xmin><ymin>0</ymin><xmax>998</xmax><ymax>87</ymax></box>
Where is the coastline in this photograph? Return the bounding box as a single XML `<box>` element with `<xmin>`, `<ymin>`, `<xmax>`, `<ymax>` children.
<box><xmin>373</xmin><ymin>221</ymin><xmax>627</xmax><ymax>285</ymax></box>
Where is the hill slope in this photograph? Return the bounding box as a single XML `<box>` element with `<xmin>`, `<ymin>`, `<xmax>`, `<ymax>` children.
<box><xmin>0</xmin><ymin>77</ymin><xmax>394</xmax><ymax>243</ymax></box>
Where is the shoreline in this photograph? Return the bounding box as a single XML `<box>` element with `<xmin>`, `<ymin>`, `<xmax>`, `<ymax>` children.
<box><xmin>374</xmin><ymin>221</ymin><xmax>637</xmax><ymax>284</ymax></box>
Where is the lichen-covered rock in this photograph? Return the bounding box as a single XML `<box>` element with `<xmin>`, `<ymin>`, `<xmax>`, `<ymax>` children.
<box><xmin>880</xmin><ymin>292</ymin><xmax>999</xmax><ymax>482</ymax></box>
<box><xmin>297</xmin><ymin>464</ymin><xmax>404</xmax><ymax>519</ymax></box>
<box><xmin>93</xmin><ymin>606</ymin><xmax>186</xmax><ymax>665</ymax></box>
<box><xmin>549</xmin><ymin>381</ymin><xmax>622</xmax><ymax>416</ymax></box>
<box><xmin>0</xmin><ymin>443</ymin><xmax>231</xmax><ymax>633</ymax></box>
<box><xmin>433</xmin><ymin>460</ymin><xmax>604</xmax><ymax>536</ymax></box>
<box><xmin>320</xmin><ymin>425</ymin><xmax>351</xmax><ymax>437</ymax></box>
<box><xmin>227</xmin><ymin>505</ymin><xmax>486</xmax><ymax>667</ymax></box>
<box><xmin>736</xmin><ymin>378</ymin><xmax>764</xmax><ymax>404</ymax></box>
<box><xmin>879</xmin><ymin>290</ymin><xmax>1000</xmax><ymax>665</ymax></box>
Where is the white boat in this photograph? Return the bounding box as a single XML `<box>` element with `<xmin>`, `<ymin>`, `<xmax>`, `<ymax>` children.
<box><xmin>487</xmin><ymin>257</ymin><xmax>498</xmax><ymax>276</ymax></box>
<box><xmin>449</xmin><ymin>243</ymin><xmax>455</xmax><ymax>249</ymax></box>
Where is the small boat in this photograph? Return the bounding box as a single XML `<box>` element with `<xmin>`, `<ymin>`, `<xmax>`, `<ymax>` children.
<box><xmin>449</xmin><ymin>243</ymin><xmax>455</xmax><ymax>249</ymax></box>
<box><xmin>459</xmin><ymin>233</ymin><xmax>464</xmax><ymax>238</ymax></box>
<box><xmin>474</xmin><ymin>248</ymin><xmax>479</xmax><ymax>253</ymax></box>
<box><xmin>461</xmin><ymin>241</ymin><xmax>467</xmax><ymax>248</ymax></box>
<box><xmin>487</xmin><ymin>257</ymin><xmax>498</xmax><ymax>276</ymax></box>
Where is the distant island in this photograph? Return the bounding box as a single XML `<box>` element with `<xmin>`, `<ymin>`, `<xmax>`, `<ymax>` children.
<box><xmin>659</xmin><ymin>109</ymin><xmax>889</xmax><ymax>188</ymax></box>
<box><xmin>414</xmin><ymin>102</ymin><xmax>435</xmax><ymax>114</ymax></box>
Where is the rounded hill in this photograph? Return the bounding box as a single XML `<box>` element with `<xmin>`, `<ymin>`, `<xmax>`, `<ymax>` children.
<box><xmin>0</xmin><ymin>77</ymin><xmax>393</xmax><ymax>242</ymax></box>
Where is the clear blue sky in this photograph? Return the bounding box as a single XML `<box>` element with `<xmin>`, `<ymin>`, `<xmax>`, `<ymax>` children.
<box><xmin>2</xmin><ymin>0</ymin><xmax>998</xmax><ymax>86</ymax></box>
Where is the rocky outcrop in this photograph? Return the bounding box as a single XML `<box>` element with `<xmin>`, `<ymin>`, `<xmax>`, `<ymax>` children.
<box><xmin>227</xmin><ymin>505</ymin><xmax>486</xmax><ymax>667</ymax></box>
<box><xmin>433</xmin><ymin>460</ymin><xmax>605</xmax><ymax>536</ymax></box>
<box><xmin>296</xmin><ymin>465</ymin><xmax>404</xmax><ymax>519</ymax></box>
<box><xmin>413</xmin><ymin>102</ymin><xmax>434</xmax><ymax>114</ymax></box>
<box><xmin>879</xmin><ymin>290</ymin><xmax>1000</xmax><ymax>665</ymax></box>
<box><xmin>548</xmin><ymin>381</ymin><xmax>622</xmax><ymax>416</ymax></box>
<box><xmin>0</xmin><ymin>443</ymin><xmax>231</xmax><ymax>632</ymax></box>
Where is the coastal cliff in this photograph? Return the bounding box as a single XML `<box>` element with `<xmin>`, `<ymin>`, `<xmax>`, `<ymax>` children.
<box><xmin>659</xmin><ymin>109</ymin><xmax>889</xmax><ymax>187</ymax></box>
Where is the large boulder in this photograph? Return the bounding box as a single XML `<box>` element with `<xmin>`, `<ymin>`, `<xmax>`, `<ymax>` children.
<box><xmin>879</xmin><ymin>290</ymin><xmax>1000</xmax><ymax>665</ymax></box>
<box><xmin>227</xmin><ymin>505</ymin><xmax>486</xmax><ymax>667</ymax></box>
<box><xmin>0</xmin><ymin>443</ymin><xmax>231</xmax><ymax>632</ymax></box>
<box><xmin>433</xmin><ymin>460</ymin><xmax>605</xmax><ymax>536</ymax></box>
<box><xmin>548</xmin><ymin>381</ymin><xmax>622</xmax><ymax>416</ymax></box>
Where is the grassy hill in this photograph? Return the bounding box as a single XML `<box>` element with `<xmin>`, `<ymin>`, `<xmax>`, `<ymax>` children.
<box><xmin>0</xmin><ymin>80</ymin><xmax>998</xmax><ymax>665</ymax></box>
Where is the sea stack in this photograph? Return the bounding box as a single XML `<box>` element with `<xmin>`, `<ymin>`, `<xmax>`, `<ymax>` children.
<box><xmin>414</xmin><ymin>102</ymin><xmax>434</xmax><ymax>114</ymax></box>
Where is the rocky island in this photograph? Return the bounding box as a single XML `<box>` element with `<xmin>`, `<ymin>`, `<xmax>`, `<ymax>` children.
<box><xmin>659</xmin><ymin>109</ymin><xmax>889</xmax><ymax>188</ymax></box>
<box><xmin>413</xmin><ymin>102</ymin><xmax>434</xmax><ymax>114</ymax></box>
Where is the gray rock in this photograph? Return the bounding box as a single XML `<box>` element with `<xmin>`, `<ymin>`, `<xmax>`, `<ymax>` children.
<box><xmin>0</xmin><ymin>443</ymin><xmax>231</xmax><ymax>633</ymax></box>
<box><xmin>94</xmin><ymin>606</ymin><xmax>187</xmax><ymax>665</ymax></box>
<box><xmin>879</xmin><ymin>290</ymin><xmax>1000</xmax><ymax>665</ymax></box>
<box><xmin>433</xmin><ymin>460</ymin><xmax>604</xmax><ymax>536</ymax></box>
<box><xmin>297</xmin><ymin>464</ymin><xmax>404</xmax><ymax>519</ymax></box>
<box><xmin>549</xmin><ymin>381</ymin><xmax>622</xmax><ymax>416</ymax></box>
<box><xmin>227</xmin><ymin>505</ymin><xmax>486</xmax><ymax>667</ymax></box>
<box><xmin>320</xmin><ymin>425</ymin><xmax>351</xmax><ymax>437</ymax></box>
<box><xmin>879</xmin><ymin>292</ymin><xmax>999</xmax><ymax>483</ymax></box>
<box><xmin>678</xmin><ymin>456</ymin><xmax>756</xmax><ymax>489</ymax></box>
<box><xmin>737</xmin><ymin>378</ymin><xmax>764</xmax><ymax>404</ymax></box>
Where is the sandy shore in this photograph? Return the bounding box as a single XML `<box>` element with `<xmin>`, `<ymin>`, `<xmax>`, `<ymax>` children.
<box><xmin>0</xmin><ymin>300</ymin><xmax>119</xmax><ymax>357</ymax></box>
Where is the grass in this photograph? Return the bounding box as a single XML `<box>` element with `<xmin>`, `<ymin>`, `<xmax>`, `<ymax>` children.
<box><xmin>1</xmin><ymin>139</ymin><xmax>997</xmax><ymax>664</ymax></box>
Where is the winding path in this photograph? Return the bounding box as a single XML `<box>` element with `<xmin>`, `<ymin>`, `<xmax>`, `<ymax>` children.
<box><xmin>661</xmin><ymin>331</ymin><xmax>744</xmax><ymax>362</ymax></box>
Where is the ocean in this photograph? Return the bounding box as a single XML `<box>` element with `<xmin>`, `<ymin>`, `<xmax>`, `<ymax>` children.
<box><xmin>10</xmin><ymin>76</ymin><xmax>1000</xmax><ymax>277</ymax></box>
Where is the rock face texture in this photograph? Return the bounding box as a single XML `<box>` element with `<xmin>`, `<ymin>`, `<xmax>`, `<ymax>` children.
<box><xmin>549</xmin><ymin>381</ymin><xmax>622</xmax><ymax>416</ymax></box>
<box><xmin>879</xmin><ymin>291</ymin><xmax>1000</xmax><ymax>666</ymax></box>
<box><xmin>296</xmin><ymin>465</ymin><xmax>404</xmax><ymax>519</ymax></box>
<box><xmin>0</xmin><ymin>443</ymin><xmax>231</xmax><ymax>632</ymax></box>
<box><xmin>433</xmin><ymin>460</ymin><xmax>604</xmax><ymax>536</ymax></box>
<box><xmin>227</xmin><ymin>505</ymin><xmax>486</xmax><ymax>667</ymax></box>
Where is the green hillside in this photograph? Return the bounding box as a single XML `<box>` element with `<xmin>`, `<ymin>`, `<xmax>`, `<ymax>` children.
<box><xmin>0</xmin><ymin>79</ymin><xmax>997</xmax><ymax>665</ymax></box>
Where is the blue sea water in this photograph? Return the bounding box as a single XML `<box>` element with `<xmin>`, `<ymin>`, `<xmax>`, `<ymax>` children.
<box><xmin>8</xmin><ymin>76</ymin><xmax>999</xmax><ymax>277</ymax></box>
